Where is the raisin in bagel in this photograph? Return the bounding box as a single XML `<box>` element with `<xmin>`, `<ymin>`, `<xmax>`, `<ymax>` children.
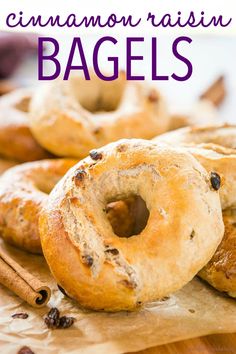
<box><xmin>0</xmin><ymin>159</ymin><xmax>76</xmax><ymax>254</ymax></box>
<box><xmin>173</xmin><ymin>143</ymin><xmax>236</xmax><ymax>210</ymax></box>
<box><xmin>39</xmin><ymin>139</ymin><xmax>224</xmax><ymax>311</ymax></box>
<box><xmin>0</xmin><ymin>88</ymin><xmax>51</xmax><ymax>162</ymax></box>
<box><xmin>29</xmin><ymin>72</ymin><xmax>169</xmax><ymax>158</ymax></box>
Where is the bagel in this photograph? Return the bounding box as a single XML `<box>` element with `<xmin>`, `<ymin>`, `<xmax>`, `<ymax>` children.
<box><xmin>154</xmin><ymin>125</ymin><xmax>236</xmax><ymax>296</ymax></box>
<box><xmin>156</xmin><ymin>124</ymin><xmax>236</xmax><ymax>149</ymax></box>
<box><xmin>0</xmin><ymin>159</ymin><xmax>76</xmax><ymax>254</ymax></box>
<box><xmin>154</xmin><ymin>126</ymin><xmax>236</xmax><ymax>210</ymax></box>
<box><xmin>199</xmin><ymin>212</ymin><xmax>236</xmax><ymax>298</ymax></box>
<box><xmin>39</xmin><ymin>139</ymin><xmax>224</xmax><ymax>311</ymax></box>
<box><xmin>0</xmin><ymin>88</ymin><xmax>51</xmax><ymax>162</ymax></box>
<box><xmin>29</xmin><ymin>72</ymin><xmax>169</xmax><ymax>158</ymax></box>
<box><xmin>172</xmin><ymin>143</ymin><xmax>236</xmax><ymax>210</ymax></box>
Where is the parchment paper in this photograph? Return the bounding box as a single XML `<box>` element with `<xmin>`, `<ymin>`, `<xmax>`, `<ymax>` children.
<box><xmin>0</xmin><ymin>241</ymin><xmax>236</xmax><ymax>354</ymax></box>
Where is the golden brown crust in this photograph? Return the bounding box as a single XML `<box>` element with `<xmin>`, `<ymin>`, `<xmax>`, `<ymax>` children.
<box><xmin>39</xmin><ymin>139</ymin><xmax>224</xmax><ymax>311</ymax></box>
<box><xmin>29</xmin><ymin>72</ymin><xmax>169</xmax><ymax>158</ymax></box>
<box><xmin>155</xmin><ymin>125</ymin><xmax>236</xmax><ymax>296</ymax></box>
<box><xmin>0</xmin><ymin>159</ymin><xmax>77</xmax><ymax>254</ymax></box>
<box><xmin>155</xmin><ymin>124</ymin><xmax>236</xmax><ymax>149</ymax></box>
<box><xmin>0</xmin><ymin>88</ymin><xmax>52</xmax><ymax>162</ymax></box>
<box><xmin>199</xmin><ymin>213</ymin><xmax>236</xmax><ymax>297</ymax></box>
<box><xmin>183</xmin><ymin>144</ymin><xmax>236</xmax><ymax>210</ymax></box>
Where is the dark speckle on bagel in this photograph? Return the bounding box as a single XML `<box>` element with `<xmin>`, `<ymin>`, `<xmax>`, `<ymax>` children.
<box><xmin>90</xmin><ymin>150</ymin><xmax>103</xmax><ymax>161</ymax></box>
<box><xmin>210</xmin><ymin>172</ymin><xmax>221</xmax><ymax>191</ymax></box>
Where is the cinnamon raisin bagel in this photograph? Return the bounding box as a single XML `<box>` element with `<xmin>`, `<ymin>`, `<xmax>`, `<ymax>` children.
<box><xmin>199</xmin><ymin>211</ymin><xmax>236</xmax><ymax>298</ymax></box>
<box><xmin>154</xmin><ymin>126</ymin><xmax>236</xmax><ymax>297</ymax></box>
<box><xmin>176</xmin><ymin>143</ymin><xmax>236</xmax><ymax>210</ymax></box>
<box><xmin>0</xmin><ymin>88</ymin><xmax>51</xmax><ymax>162</ymax></box>
<box><xmin>39</xmin><ymin>139</ymin><xmax>224</xmax><ymax>311</ymax></box>
<box><xmin>156</xmin><ymin>124</ymin><xmax>236</xmax><ymax>149</ymax></box>
<box><xmin>0</xmin><ymin>159</ymin><xmax>76</xmax><ymax>254</ymax></box>
<box><xmin>29</xmin><ymin>72</ymin><xmax>169</xmax><ymax>158</ymax></box>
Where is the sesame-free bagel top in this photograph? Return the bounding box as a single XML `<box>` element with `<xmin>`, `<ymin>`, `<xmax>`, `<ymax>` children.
<box><xmin>0</xmin><ymin>88</ymin><xmax>51</xmax><ymax>162</ymax></box>
<box><xmin>39</xmin><ymin>139</ymin><xmax>224</xmax><ymax>311</ymax></box>
<box><xmin>29</xmin><ymin>72</ymin><xmax>169</xmax><ymax>158</ymax></box>
<box><xmin>154</xmin><ymin>125</ymin><xmax>236</xmax><ymax>297</ymax></box>
<box><xmin>155</xmin><ymin>124</ymin><xmax>236</xmax><ymax>149</ymax></box>
<box><xmin>0</xmin><ymin>159</ymin><xmax>76</xmax><ymax>254</ymax></box>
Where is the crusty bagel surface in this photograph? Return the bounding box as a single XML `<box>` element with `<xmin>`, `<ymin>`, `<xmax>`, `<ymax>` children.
<box><xmin>29</xmin><ymin>72</ymin><xmax>169</xmax><ymax>158</ymax></box>
<box><xmin>199</xmin><ymin>211</ymin><xmax>236</xmax><ymax>298</ymax></box>
<box><xmin>0</xmin><ymin>88</ymin><xmax>51</xmax><ymax>162</ymax></box>
<box><xmin>0</xmin><ymin>158</ymin><xmax>76</xmax><ymax>253</ymax></box>
<box><xmin>155</xmin><ymin>124</ymin><xmax>236</xmax><ymax>149</ymax></box>
<box><xmin>39</xmin><ymin>139</ymin><xmax>224</xmax><ymax>311</ymax></box>
<box><xmin>154</xmin><ymin>125</ymin><xmax>236</xmax><ymax>297</ymax></box>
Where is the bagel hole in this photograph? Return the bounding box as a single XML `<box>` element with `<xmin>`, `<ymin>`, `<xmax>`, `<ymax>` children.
<box><xmin>70</xmin><ymin>77</ymin><xmax>125</xmax><ymax>113</ymax></box>
<box><xmin>105</xmin><ymin>195</ymin><xmax>149</xmax><ymax>237</ymax></box>
<box><xmin>35</xmin><ymin>177</ymin><xmax>60</xmax><ymax>195</ymax></box>
<box><xmin>14</xmin><ymin>96</ymin><xmax>31</xmax><ymax>112</ymax></box>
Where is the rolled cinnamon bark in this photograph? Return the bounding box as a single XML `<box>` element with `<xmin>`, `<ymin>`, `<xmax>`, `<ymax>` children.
<box><xmin>200</xmin><ymin>75</ymin><xmax>226</xmax><ymax>107</ymax></box>
<box><xmin>0</xmin><ymin>246</ymin><xmax>51</xmax><ymax>307</ymax></box>
<box><xmin>168</xmin><ymin>75</ymin><xmax>226</xmax><ymax>131</ymax></box>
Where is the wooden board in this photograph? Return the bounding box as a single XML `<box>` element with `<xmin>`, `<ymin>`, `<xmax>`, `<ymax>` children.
<box><xmin>136</xmin><ymin>334</ymin><xmax>236</xmax><ymax>354</ymax></box>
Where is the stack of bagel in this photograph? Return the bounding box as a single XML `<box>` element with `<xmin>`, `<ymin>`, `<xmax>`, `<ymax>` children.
<box><xmin>0</xmin><ymin>71</ymin><xmax>234</xmax><ymax>312</ymax></box>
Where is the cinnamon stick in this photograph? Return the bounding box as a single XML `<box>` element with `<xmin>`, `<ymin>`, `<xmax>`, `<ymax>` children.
<box><xmin>200</xmin><ymin>75</ymin><xmax>226</xmax><ymax>107</ymax></box>
<box><xmin>0</xmin><ymin>245</ymin><xmax>51</xmax><ymax>307</ymax></box>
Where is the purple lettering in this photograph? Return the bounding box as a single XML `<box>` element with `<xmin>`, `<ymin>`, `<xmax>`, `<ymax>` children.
<box><xmin>93</xmin><ymin>36</ymin><xmax>118</xmax><ymax>81</ymax></box>
<box><xmin>172</xmin><ymin>36</ymin><xmax>193</xmax><ymax>81</ymax></box>
<box><xmin>64</xmin><ymin>38</ymin><xmax>90</xmax><ymax>80</ymax></box>
<box><xmin>38</xmin><ymin>37</ymin><xmax>60</xmax><ymax>80</ymax></box>
<box><xmin>126</xmin><ymin>37</ymin><xmax>144</xmax><ymax>80</ymax></box>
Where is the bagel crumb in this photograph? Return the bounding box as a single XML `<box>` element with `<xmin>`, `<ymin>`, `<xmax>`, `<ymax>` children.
<box><xmin>190</xmin><ymin>230</ymin><xmax>195</xmax><ymax>239</ymax></box>
<box><xmin>90</xmin><ymin>150</ymin><xmax>103</xmax><ymax>160</ymax></box>
<box><xmin>210</xmin><ymin>172</ymin><xmax>221</xmax><ymax>191</ymax></box>
<box><xmin>82</xmin><ymin>255</ymin><xmax>94</xmax><ymax>267</ymax></box>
